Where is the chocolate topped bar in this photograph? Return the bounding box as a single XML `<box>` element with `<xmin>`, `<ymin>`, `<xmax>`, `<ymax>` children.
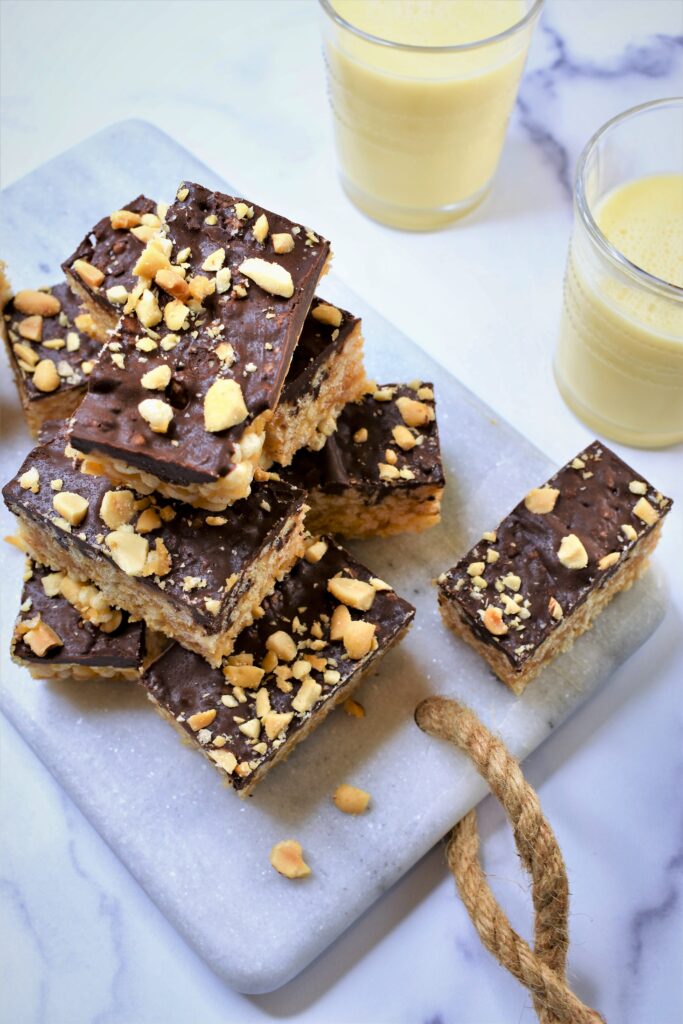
<box><xmin>278</xmin><ymin>382</ymin><xmax>444</xmax><ymax>537</ymax></box>
<box><xmin>263</xmin><ymin>296</ymin><xmax>368</xmax><ymax>465</ymax></box>
<box><xmin>280</xmin><ymin>298</ymin><xmax>360</xmax><ymax>407</ymax></box>
<box><xmin>3</xmin><ymin>427</ymin><xmax>308</xmax><ymax>665</ymax></box>
<box><xmin>2</xmin><ymin>282</ymin><xmax>103</xmax><ymax>435</ymax></box>
<box><xmin>143</xmin><ymin>537</ymin><xmax>415</xmax><ymax>795</ymax></box>
<box><xmin>12</xmin><ymin>558</ymin><xmax>144</xmax><ymax>675</ymax></box>
<box><xmin>438</xmin><ymin>441</ymin><xmax>672</xmax><ymax>693</ymax></box>
<box><xmin>62</xmin><ymin>194</ymin><xmax>160</xmax><ymax>334</ymax></box>
<box><xmin>67</xmin><ymin>182</ymin><xmax>331</xmax><ymax>507</ymax></box>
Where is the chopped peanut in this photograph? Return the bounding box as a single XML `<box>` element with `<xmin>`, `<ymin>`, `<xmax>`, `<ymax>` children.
<box><xmin>270</xmin><ymin>839</ymin><xmax>311</xmax><ymax>879</ymax></box>
<box><xmin>333</xmin><ymin>784</ymin><xmax>370</xmax><ymax>815</ymax></box>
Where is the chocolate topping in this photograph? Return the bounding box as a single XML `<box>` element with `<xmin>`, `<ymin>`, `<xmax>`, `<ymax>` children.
<box><xmin>62</xmin><ymin>195</ymin><xmax>157</xmax><ymax>314</ymax></box>
<box><xmin>3</xmin><ymin>427</ymin><xmax>306</xmax><ymax>633</ymax></box>
<box><xmin>14</xmin><ymin>559</ymin><xmax>143</xmax><ymax>668</ymax></box>
<box><xmin>280</xmin><ymin>383</ymin><xmax>444</xmax><ymax>497</ymax></box>
<box><xmin>439</xmin><ymin>441</ymin><xmax>672</xmax><ymax>671</ymax></box>
<box><xmin>3</xmin><ymin>282</ymin><xmax>102</xmax><ymax>401</ymax></box>
<box><xmin>143</xmin><ymin>538</ymin><xmax>415</xmax><ymax>789</ymax></box>
<box><xmin>69</xmin><ymin>182</ymin><xmax>331</xmax><ymax>486</ymax></box>
<box><xmin>279</xmin><ymin>297</ymin><xmax>360</xmax><ymax>406</ymax></box>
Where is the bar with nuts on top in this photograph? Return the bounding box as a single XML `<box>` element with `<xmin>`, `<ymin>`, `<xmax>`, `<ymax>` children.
<box><xmin>277</xmin><ymin>382</ymin><xmax>444</xmax><ymax>538</ymax></box>
<box><xmin>263</xmin><ymin>297</ymin><xmax>368</xmax><ymax>466</ymax></box>
<box><xmin>142</xmin><ymin>537</ymin><xmax>415</xmax><ymax>796</ymax></box>
<box><xmin>437</xmin><ymin>441</ymin><xmax>672</xmax><ymax>694</ymax></box>
<box><xmin>66</xmin><ymin>181</ymin><xmax>331</xmax><ymax>510</ymax></box>
<box><xmin>1</xmin><ymin>281</ymin><xmax>103</xmax><ymax>436</ymax></box>
<box><xmin>3</xmin><ymin>426</ymin><xmax>308</xmax><ymax>667</ymax></box>
<box><xmin>11</xmin><ymin>556</ymin><xmax>145</xmax><ymax>681</ymax></box>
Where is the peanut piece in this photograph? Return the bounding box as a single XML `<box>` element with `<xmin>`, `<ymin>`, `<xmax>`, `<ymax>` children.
<box><xmin>333</xmin><ymin>784</ymin><xmax>370</xmax><ymax>815</ymax></box>
<box><xmin>140</xmin><ymin>364</ymin><xmax>172</xmax><ymax>390</ymax></box>
<box><xmin>163</xmin><ymin>299</ymin><xmax>190</xmax><ymax>331</ymax></box>
<box><xmin>155</xmin><ymin>268</ymin><xmax>191</xmax><ymax>302</ymax></box>
<box><xmin>24</xmin><ymin>619</ymin><xmax>63</xmax><ymax>657</ymax></box>
<box><xmin>136</xmin><ymin>507</ymin><xmax>162</xmax><ymax>533</ymax></box>
<box><xmin>292</xmin><ymin>677</ymin><xmax>322</xmax><ymax>714</ymax></box>
<box><xmin>524</xmin><ymin>487</ymin><xmax>560</xmax><ymax>514</ymax></box>
<box><xmin>138</xmin><ymin>398</ymin><xmax>174</xmax><ymax>433</ymax></box>
<box><xmin>52</xmin><ymin>491</ymin><xmax>89</xmax><ymax>526</ymax></box>
<box><xmin>188</xmin><ymin>275</ymin><xmax>215</xmax><ymax>302</ymax></box>
<box><xmin>557</xmin><ymin>533</ymin><xmax>588</xmax><ymax>570</ymax></box>
<box><xmin>270</xmin><ymin>839</ymin><xmax>311</xmax><ymax>879</ymax></box>
<box><xmin>327</xmin><ymin>576</ymin><xmax>376</xmax><ymax>611</ymax></box>
<box><xmin>266</xmin><ymin>630</ymin><xmax>297</xmax><ymax>661</ymax></box>
<box><xmin>13</xmin><ymin>342</ymin><xmax>40</xmax><ymax>367</ymax></box>
<box><xmin>311</xmin><ymin>303</ymin><xmax>342</xmax><ymax>328</ymax></box>
<box><xmin>239</xmin><ymin>257</ymin><xmax>294</xmax><ymax>298</ymax></box>
<box><xmin>100</xmin><ymin>490</ymin><xmax>135</xmax><ymax>529</ymax></box>
<box><xmin>482</xmin><ymin>606</ymin><xmax>508</xmax><ymax>636</ymax></box>
<box><xmin>330</xmin><ymin>604</ymin><xmax>351</xmax><ymax>641</ymax></box>
<box><xmin>136</xmin><ymin>288</ymin><xmax>162</xmax><ymax>328</ymax></box>
<box><xmin>18</xmin><ymin>315</ymin><xmax>43</xmax><ymax>342</ymax></box>
<box><xmin>19</xmin><ymin>467</ymin><xmax>40</xmax><ymax>493</ymax></box>
<box><xmin>32</xmin><ymin>359</ymin><xmax>60</xmax><ymax>392</ymax></box>
<box><xmin>202</xmin><ymin>247</ymin><xmax>226</xmax><ymax>273</ymax></box>
<box><xmin>392</xmin><ymin>424</ymin><xmax>417</xmax><ymax>451</ymax></box>
<box><xmin>72</xmin><ymin>258</ymin><xmax>104</xmax><ymax>289</ymax></box>
<box><xmin>105</xmin><ymin>530</ymin><xmax>149</xmax><ymax>576</ymax></box>
<box><xmin>396</xmin><ymin>396</ymin><xmax>434</xmax><ymax>428</ymax></box>
<box><xmin>264</xmin><ymin>711</ymin><xmax>294</xmax><ymax>740</ymax></box>
<box><xmin>271</xmin><ymin>232</ymin><xmax>294</xmax><ymax>254</ymax></box>
<box><xmin>633</xmin><ymin>497</ymin><xmax>658</xmax><ymax>526</ymax></box>
<box><xmin>203</xmin><ymin>378</ymin><xmax>248</xmax><ymax>432</ymax></box>
<box><xmin>252</xmin><ymin>213</ymin><xmax>269</xmax><ymax>243</ymax></box>
<box><xmin>110</xmin><ymin>209</ymin><xmax>142</xmax><ymax>230</ymax></box>
<box><xmin>224</xmin><ymin>665</ymin><xmax>265</xmax><ymax>689</ymax></box>
<box><xmin>598</xmin><ymin>551</ymin><xmax>620</xmax><ymax>570</ymax></box>
<box><xmin>14</xmin><ymin>290</ymin><xmax>60</xmax><ymax>317</ymax></box>
<box><xmin>133</xmin><ymin>242</ymin><xmax>171</xmax><ymax>280</ymax></box>
<box><xmin>187</xmin><ymin>709</ymin><xmax>217</xmax><ymax>731</ymax></box>
<box><xmin>304</xmin><ymin>539</ymin><xmax>328</xmax><ymax>564</ymax></box>
<box><xmin>343</xmin><ymin>620</ymin><xmax>375</xmax><ymax>660</ymax></box>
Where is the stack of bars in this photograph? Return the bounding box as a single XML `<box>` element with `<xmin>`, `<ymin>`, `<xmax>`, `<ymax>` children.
<box><xmin>1</xmin><ymin>182</ymin><xmax>445</xmax><ymax>796</ymax></box>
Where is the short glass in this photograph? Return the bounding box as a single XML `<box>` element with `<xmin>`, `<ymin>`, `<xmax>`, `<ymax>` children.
<box><xmin>555</xmin><ymin>98</ymin><xmax>683</xmax><ymax>448</ymax></box>
<box><xmin>319</xmin><ymin>0</ymin><xmax>544</xmax><ymax>231</ymax></box>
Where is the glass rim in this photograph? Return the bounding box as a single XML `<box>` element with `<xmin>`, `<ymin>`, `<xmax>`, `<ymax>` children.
<box><xmin>575</xmin><ymin>97</ymin><xmax>683</xmax><ymax>300</ymax></box>
<box><xmin>317</xmin><ymin>0</ymin><xmax>544</xmax><ymax>54</ymax></box>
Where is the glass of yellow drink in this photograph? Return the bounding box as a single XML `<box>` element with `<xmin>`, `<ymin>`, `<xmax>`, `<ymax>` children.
<box><xmin>555</xmin><ymin>98</ymin><xmax>683</xmax><ymax>449</ymax></box>
<box><xmin>319</xmin><ymin>0</ymin><xmax>544</xmax><ymax>230</ymax></box>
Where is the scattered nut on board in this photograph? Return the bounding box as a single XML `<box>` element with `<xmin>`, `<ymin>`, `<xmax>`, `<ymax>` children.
<box><xmin>333</xmin><ymin>784</ymin><xmax>371</xmax><ymax>815</ymax></box>
<box><xmin>270</xmin><ymin>839</ymin><xmax>311</xmax><ymax>879</ymax></box>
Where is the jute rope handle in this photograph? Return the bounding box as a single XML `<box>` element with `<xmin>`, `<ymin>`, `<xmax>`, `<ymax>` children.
<box><xmin>415</xmin><ymin>696</ymin><xmax>605</xmax><ymax>1024</ymax></box>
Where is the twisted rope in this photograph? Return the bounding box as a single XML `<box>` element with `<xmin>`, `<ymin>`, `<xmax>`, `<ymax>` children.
<box><xmin>415</xmin><ymin>696</ymin><xmax>605</xmax><ymax>1024</ymax></box>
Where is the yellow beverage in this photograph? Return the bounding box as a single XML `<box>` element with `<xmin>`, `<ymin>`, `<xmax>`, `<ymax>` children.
<box><xmin>321</xmin><ymin>0</ymin><xmax>540</xmax><ymax>230</ymax></box>
<box><xmin>556</xmin><ymin>173</ymin><xmax>683</xmax><ymax>447</ymax></box>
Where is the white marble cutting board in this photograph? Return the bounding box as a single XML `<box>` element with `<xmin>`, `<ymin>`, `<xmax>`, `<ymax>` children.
<box><xmin>0</xmin><ymin>121</ymin><xmax>667</xmax><ymax>995</ymax></box>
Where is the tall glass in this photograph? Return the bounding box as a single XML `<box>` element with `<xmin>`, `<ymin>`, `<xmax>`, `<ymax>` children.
<box><xmin>555</xmin><ymin>99</ymin><xmax>683</xmax><ymax>448</ymax></box>
<box><xmin>319</xmin><ymin>0</ymin><xmax>544</xmax><ymax>231</ymax></box>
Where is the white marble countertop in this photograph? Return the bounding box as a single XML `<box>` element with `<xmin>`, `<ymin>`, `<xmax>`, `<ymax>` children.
<box><xmin>1</xmin><ymin>1</ymin><xmax>681</xmax><ymax>1021</ymax></box>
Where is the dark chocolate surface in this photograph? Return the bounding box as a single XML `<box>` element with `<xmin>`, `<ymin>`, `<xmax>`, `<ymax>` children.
<box><xmin>143</xmin><ymin>539</ymin><xmax>415</xmax><ymax>789</ymax></box>
<box><xmin>279</xmin><ymin>297</ymin><xmax>360</xmax><ymax>406</ymax></box>
<box><xmin>3</xmin><ymin>282</ymin><xmax>103</xmax><ymax>402</ymax></box>
<box><xmin>62</xmin><ymin>195</ymin><xmax>158</xmax><ymax>314</ymax></box>
<box><xmin>3</xmin><ymin>428</ymin><xmax>305</xmax><ymax>633</ymax></box>
<box><xmin>279</xmin><ymin>383</ymin><xmax>444</xmax><ymax>497</ymax></box>
<box><xmin>69</xmin><ymin>182</ymin><xmax>330</xmax><ymax>485</ymax></box>
<box><xmin>438</xmin><ymin>442</ymin><xmax>672</xmax><ymax>671</ymax></box>
<box><xmin>14</xmin><ymin>559</ymin><xmax>144</xmax><ymax>668</ymax></box>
